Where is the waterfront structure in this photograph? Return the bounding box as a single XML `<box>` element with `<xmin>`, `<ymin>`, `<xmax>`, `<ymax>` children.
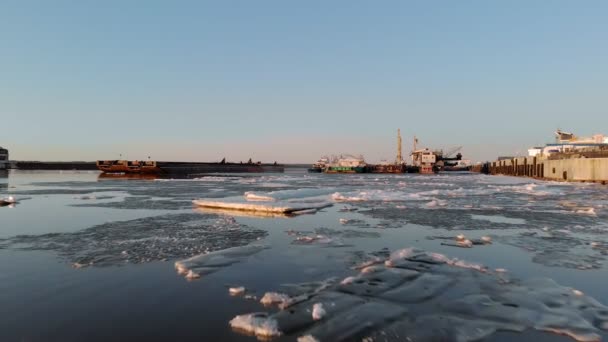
<box><xmin>488</xmin><ymin>130</ymin><xmax>608</xmax><ymax>183</ymax></box>
<box><xmin>0</xmin><ymin>147</ymin><xmax>8</xmax><ymax>170</ymax></box>
<box><xmin>529</xmin><ymin>130</ymin><xmax>608</xmax><ymax>157</ymax></box>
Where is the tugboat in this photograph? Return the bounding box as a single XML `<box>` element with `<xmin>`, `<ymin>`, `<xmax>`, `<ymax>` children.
<box><xmin>308</xmin><ymin>157</ymin><xmax>329</xmax><ymax>173</ymax></box>
<box><xmin>325</xmin><ymin>155</ymin><xmax>367</xmax><ymax>173</ymax></box>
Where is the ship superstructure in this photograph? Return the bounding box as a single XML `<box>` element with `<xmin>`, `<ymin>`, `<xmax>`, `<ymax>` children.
<box><xmin>308</xmin><ymin>156</ymin><xmax>329</xmax><ymax>173</ymax></box>
<box><xmin>0</xmin><ymin>147</ymin><xmax>8</xmax><ymax>170</ymax></box>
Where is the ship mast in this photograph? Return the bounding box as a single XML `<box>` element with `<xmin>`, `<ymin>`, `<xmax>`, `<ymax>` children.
<box><xmin>396</xmin><ymin>128</ymin><xmax>403</xmax><ymax>164</ymax></box>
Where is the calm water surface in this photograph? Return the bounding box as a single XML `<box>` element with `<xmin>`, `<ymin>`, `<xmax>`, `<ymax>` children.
<box><xmin>1</xmin><ymin>170</ymin><xmax>607</xmax><ymax>341</ymax></box>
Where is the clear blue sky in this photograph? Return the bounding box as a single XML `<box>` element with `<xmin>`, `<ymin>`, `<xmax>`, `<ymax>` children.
<box><xmin>1</xmin><ymin>0</ymin><xmax>607</xmax><ymax>162</ymax></box>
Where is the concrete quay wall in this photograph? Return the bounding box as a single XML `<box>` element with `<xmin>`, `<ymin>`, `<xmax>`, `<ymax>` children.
<box><xmin>489</xmin><ymin>157</ymin><xmax>608</xmax><ymax>184</ymax></box>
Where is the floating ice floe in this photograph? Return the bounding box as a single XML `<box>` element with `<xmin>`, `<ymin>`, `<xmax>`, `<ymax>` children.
<box><xmin>230</xmin><ymin>247</ymin><xmax>608</xmax><ymax>342</ymax></box>
<box><xmin>332</xmin><ymin>192</ymin><xmax>366</xmax><ymax>202</ymax></box>
<box><xmin>312</xmin><ymin>303</ymin><xmax>326</xmax><ymax>321</ymax></box>
<box><xmin>193</xmin><ymin>199</ymin><xmax>332</xmax><ymax>215</ymax></box>
<box><xmin>442</xmin><ymin>239</ymin><xmax>473</xmax><ymax>248</ymax></box>
<box><xmin>5</xmin><ymin>213</ymin><xmax>267</xmax><ymax>268</ymax></box>
<box><xmin>175</xmin><ymin>244</ymin><xmax>268</xmax><ymax>280</ymax></box>
<box><xmin>0</xmin><ymin>196</ymin><xmax>17</xmax><ymax>206</ymax></box>
<box><xmin>229</xmin><ymin>313</ymin><xmax>282</xmax><ymax>338</ymax></box>
<box><xmin>431</xmin><ymin>234</ymin><xmax>492</xmax><ymax>248</ymax></box>
<box><xmin>425</xmin><ymin>199</ymin><xmax>447</xmax><ymax>208</ymax></box>
<box><xmin>228</xmin><ymin>286</ymin><xmax>245</xmax><ymax>296</ymax></box>
<box><xmin>576</xmin><ymin>208</ymin><xmax>597</xmax><ymax>216</ymax></box>
<box><xmin>261</xmin><ymin>292</ymin><xmax>293</xmax><ymax>307</ymax></box>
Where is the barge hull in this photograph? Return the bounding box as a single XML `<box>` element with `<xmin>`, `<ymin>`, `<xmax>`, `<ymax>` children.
<box><xmin>96</xmin><ymin>160</ymin><xmax>284</xmax><ymax>175</ymax></box>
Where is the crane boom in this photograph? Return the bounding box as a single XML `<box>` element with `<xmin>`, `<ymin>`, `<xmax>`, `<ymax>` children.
<box><xmin>396</xmin><ymin>129</ymin><xmax>403</xmax><ymax>164</ymax></box>
<box><xmin>444</xmin><ymin>146</ymin><xmax>463</xmax><ymax>158</ymax></box>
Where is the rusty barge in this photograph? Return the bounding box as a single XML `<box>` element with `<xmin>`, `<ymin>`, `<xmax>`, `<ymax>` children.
<box><xmin>96</xmin><ymin>160</ymin><xmax>284</xmax><ymax>175</ymax></box>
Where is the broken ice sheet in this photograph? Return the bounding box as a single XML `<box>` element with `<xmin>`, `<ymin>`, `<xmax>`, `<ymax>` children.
<box><xmin>5</xmin><ymin>213</ymin><xmax>267</xmax><ymax>267</ymax></box>
<box><xmin>359</xmin><ymin>206</ymin><xmax>601</xmax><ymax>231</ymax></box>
<box><xmin>495</xmin><ymin>231</ymin><xmax>607</xmax><ymax>270</ymax></box>
<box><xmin>288</xmin><ymin>228</ymin><xmax>380</xmax><ymax>248</ymax></box>
<box><xmin>71</xmin><ymin>196</ymin><xmax>192</xmax><ymax>210</ymax></box>
<box><xmin>175</xmin><ymin>244</ymin><xmax>268</xmax><ymax>280</ymax></box>
<box><xmin>229</xmin><ymin>247</ymin><xmax>608</xmax><ymax>342</ymax></box>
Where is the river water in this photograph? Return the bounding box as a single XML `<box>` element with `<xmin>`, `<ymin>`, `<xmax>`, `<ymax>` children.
<box><xmin>1</xmin><ymin>170</ymin><xmax>607</xmax><ymax>341</ymax></box>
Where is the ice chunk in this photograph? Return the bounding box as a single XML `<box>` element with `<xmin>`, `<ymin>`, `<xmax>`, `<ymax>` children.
<box><xmin>185</xmin><ymin>270</ymin><xmax>200</xmax><ymax>280</ymax></box>
<box><xmin>229</xmin><ymin>286</ymin><xmax>246</xmax><ymax>296</ymax></box>
<box><xmin>229</xmin><ymin>313</ymin><xmax>282</xmax><ymax>338</ymax></box>
<box><xmin>340</xmin><ymin>276</ymin><xmax>356</xmax><ymax>285</ymax></box>
<box><xmin>297</xmin><ymin>335</ymin><xmax>319</xmax><ymax>342</ymax></box>
<box><xmin>312</xmin><ymin>303</ymin><xmax>326</xmax><ymax>321</ymax></box>
<box><xmin>441</xmin><ymin>239</ymin><xmax>473</xmax><ymax>248</ymax></box>
<box><xmin>332</xmin><ymin>192</ymin><xmax>365</xmax><ymax>202</ymax></box>
<box><xmin>244</xmin><ymin>192</ymin><xmax>274</xmax><ymax>201</ymax></box>
<box><xmin>260</xmin><ymin>292</ymin><xmax>292</xmax><ymax>307</ymax></box>
<box><xmin>576</xmin><ymin>208</ymin><xmax>597</xmax><ymax>216</ymax></box>
<box><xmin>0</xmin><ymin>196</ymin><xmax>17</xmax><ymax>206</ymax></box>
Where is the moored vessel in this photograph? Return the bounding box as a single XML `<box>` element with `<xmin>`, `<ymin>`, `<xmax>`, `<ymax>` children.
<box><xmin>96</xmin><ymin>159</ymin><xmax>285</xmax><ymax>175</ymax></box>
<box><xmin>324</xmin><ymin>155</ymin><xmax>367</xmax><ymax>173</ymax></box>
<box><xmin>308</xmin><ymin>157</ymin><xmax>329</xmax><ymax>173</ymax></box>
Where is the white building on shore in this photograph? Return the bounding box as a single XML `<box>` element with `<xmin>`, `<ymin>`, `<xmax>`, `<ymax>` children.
<box><xmin>0</xmin><ymin>146</ymin><xmax>9</xmax><ymax>170</ymax></box>
<box><xmin>528</xmin><ymin>130</ymin><xmax>608</xmax><ymax>157</ymax></box>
